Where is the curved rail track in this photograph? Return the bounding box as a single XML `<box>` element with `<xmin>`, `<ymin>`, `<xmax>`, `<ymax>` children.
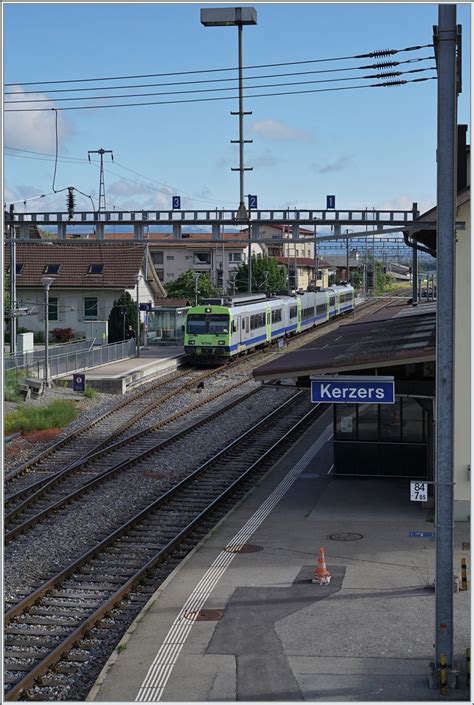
<box><xmin>4</xmin><ymin>391</ymin><xmax>325</xmax><ymax>701</ymax></box>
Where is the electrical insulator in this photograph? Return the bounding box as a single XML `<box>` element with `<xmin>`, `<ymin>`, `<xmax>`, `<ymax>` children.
<box><xmin>67</xmin><ymin>187</ymin><xmax>75</xmax><ymax>220</ymax></box>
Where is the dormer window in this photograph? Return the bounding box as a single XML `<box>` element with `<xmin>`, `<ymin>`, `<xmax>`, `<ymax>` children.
<box><xmin>88</xmin><ymin>264</ymin><xmax>104</xmax><ymax>274</ymax></box>
<box><xmin>6</xmin><ymin>264</ymin><xmax>23</xmax><ymax>274</ymax></box>
<box><xmin>44</xmin><ymin>264</ymin><xmax>60</xmax><ymax>274</ymax></box>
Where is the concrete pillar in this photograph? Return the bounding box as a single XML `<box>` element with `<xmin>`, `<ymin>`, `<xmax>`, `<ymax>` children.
<box><xmin>134</xmin><ymin>224</ymin><xmax>144</xmax><ymax>240</ymax></box>
<box><xmin>95</xmin><ymin>224</ymin><xmax>104</xmax><ymax>240</ymax></box>
<box><xmin>57</xmin><ymin>223</ymin><xmax>67</xmax><ymax>240</ymax></box>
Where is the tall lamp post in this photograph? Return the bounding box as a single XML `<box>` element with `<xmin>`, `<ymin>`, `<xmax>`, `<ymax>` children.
<box><xmin>201</xmin><ymin>6</ymin><xmax>257</xmax><ymax>292</ymax></box>
<box><xmin>135</xmin><ymin>273</ymin><xmax>141</xmax><ymax>358</ymax></box>
<box><xmin>41</xmin><ymin>276</ymin><xmax>55</xmax><ymax>388</ymax></box>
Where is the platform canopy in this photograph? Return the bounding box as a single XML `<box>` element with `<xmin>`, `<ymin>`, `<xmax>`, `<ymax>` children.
<box><xmin>252</xmin><ymin>302</ymin><xmax>436</xmax><ymax>388</ymax></box>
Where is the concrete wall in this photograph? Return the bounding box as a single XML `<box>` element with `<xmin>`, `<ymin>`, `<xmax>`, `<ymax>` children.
<box><xmin>453</xmin><ymin>194</ymin><xmax>471</xmax><ymax>520</ymax></box>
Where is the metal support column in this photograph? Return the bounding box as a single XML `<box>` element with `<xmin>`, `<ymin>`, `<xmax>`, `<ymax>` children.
<box><xmin>412</xmin><ymin>244</ymin><xmax>418</xmax><ymax>306</ymax></box>
<box><xmin>57</xmin><ymin>223</ymin><xmax>67</xmax><ymax>239</ymax></box>
<box><xmin>9</xmin><ymin>208</ymin><xmax>17</xmax><ymax>356</ymax></box>
<box><xmin>433</xmin><ymin>2</ymin><xmax>457</xmax><ymax>680</ymax></box>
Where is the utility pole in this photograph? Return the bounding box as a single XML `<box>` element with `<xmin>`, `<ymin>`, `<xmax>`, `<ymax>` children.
<box><xmin>88</xmin><ymin>148</ymin><xmax>114</xmax><ymax>211</ymax></box>
<box><xmin>430</xmin><ymin>3</ymin><xmax>458</xmax><ymax>689</ymax></box>
<box><xmin>345</xmin><ymin>230</ymin><xmax>350</xmax><ymax>284</ymax></box>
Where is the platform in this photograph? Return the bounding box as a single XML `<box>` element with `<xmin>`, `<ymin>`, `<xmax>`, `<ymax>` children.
<box><xmin>59</xmin><ymin>346</ymin><xmax>188</xmax><ymax>394</ymax></box>
<box><xmin>89</xmin><ymin>411</ymin><xmax>470</xmax><ymax>702</ymax></box>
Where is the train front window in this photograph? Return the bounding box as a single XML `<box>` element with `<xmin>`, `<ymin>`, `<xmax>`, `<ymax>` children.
<box><xmin>187</xmin><ymin>313</ymin><xmax>230</xmax><ymax>335</ymax></box>
<box><xmin>208</xmin><ymin>314</ymin><xmax>229</xmax><ymax>334</ymax></box>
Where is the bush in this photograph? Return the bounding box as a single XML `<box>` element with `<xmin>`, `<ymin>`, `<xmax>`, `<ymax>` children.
<box><xmin>34</xmin><ymin>331</ymin><xmax>45</xmax><ymax>344</ymax></box>
<box><xmin>4</xmin><ymin>400</ymin><xmax>78</xmax><ymax>435</ymax></box>
<box><xmin>83</xmin><ymin>387</ymin><xmax>97</xmax><ymax>398</ymax></box>
<box><xmin>4</xmin><ymin>369</ymin><xmax>26</xmax><ymax>402</ymax></box>
<box><xmin>51</xmin><ymin>327</ymin><xmax>76</xmax><ymax>343</ymax></box>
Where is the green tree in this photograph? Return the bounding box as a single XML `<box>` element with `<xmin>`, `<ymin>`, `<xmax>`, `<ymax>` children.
<box><xmin>165</xmin><ymin>270</ymin><xmax>217</xmax><ymax>303</ymax></box>
<box><xmin>233</xmin><ymin>256</ymin><xmax>286</xmax><ymax>294</ymax></box>
<box><xmin>108</xmin><ymin>290</ymin><xmax>138</xmax><ymax>343</ymax></box>
<box><xmin>4</xmin><ymin>273</ymin><xmax>11</xmax><ymax>312</ymax></box>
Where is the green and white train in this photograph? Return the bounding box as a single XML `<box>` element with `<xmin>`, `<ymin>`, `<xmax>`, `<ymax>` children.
<box><xmin>184</xmin><ymin>284</ymin><xmax>354</xmax><ymax>364</ymax></box>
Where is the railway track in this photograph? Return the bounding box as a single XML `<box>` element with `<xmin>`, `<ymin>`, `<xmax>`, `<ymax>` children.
<box><xmin>4</xmin><ymin>391</ymin><xmax>324</xmax><ymax>701</ymax></box>
<box><xmin>4</xmin><ymin>296</ymin><xmax>379</xmax><ymax>496</ymax></box>
<box><xmin>4</xmin><ymin>379</ymin><xmax>258</xmax><ymax>542</ymax></box>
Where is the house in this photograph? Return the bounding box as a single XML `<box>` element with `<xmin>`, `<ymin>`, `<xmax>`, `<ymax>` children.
<box><xmin>276</xmin><ymin>256</ymin><xmax>330</xmax><ymax>290</ymax></box>
<box><xmin>98</xmin><ymin>231</ymin><xmax>257</xmax><ymax>292</ymax></box>
<box><xmin>4</xmin><ymin>241</ymin><xmax>165</xmax><ymax>342</ymax></box>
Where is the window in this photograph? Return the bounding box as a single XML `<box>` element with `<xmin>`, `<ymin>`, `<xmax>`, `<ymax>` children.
<box><xmin>302</xmin><ymin>306</ymin><xmax>315</xmax><ymax>320</ymax></box>
<box><xmin>401</xmin><ymin>398</ymin><xmax>425</xmax><ymax>442</ymax></box>
<box><xmin>151</xmin><ymin>251</ymin><xmax>164</xmax><ymax>265</ymax></box>
<box><xmin>316</xmin><ymin>303</ymin><xmax>327</xmax><ymax>315</ymax></box>
<box><xmin>379</xmin><ymin>400</ymin><xmax>402</xmax><ymax>441</ymax></box>
<box><xmin>271</xmin><ymin>309</ymin><xmax>282</xmax><ymax>323</ymax></box>
<box><xmin>156</xmin><ymin>268</ymin><xmax>164</xmax><ymax>281</ymax></box>
<box><xmin>166</xmin><ymin>255</ymin><xmax>174</xmax><ymax>261</ymax></box>
<box><xmin>289</xmin><ymin>305</ymin><xmax>298</xmax><ymax>319</ymax></box>
<box><xmin>194</xmin><ymin>252</ymin><xmax>211</xmax><ymax>265</ymax></box>
<box><xmin>84</xmin><ymin>297</ymin><xmax>98</xmax><ymax>319</ymax></box>
<box><xmin>48</xmin><ymin>296</ymin><xmax>58</xmax><ymax>321</ymax></box>
<box><xmin>44</xmin><ymin>264</ymin><xmax>60</xmax><ymax>274</ymax></box>
<box><xmin>357</xmin><ymin>404</ymin><xmax>379</xmax><ymax>441</ymax></box>
<box><xmin>186</xmin><ymin>313</ymin><xmax>229</xmax><ymax>335</ymax></box>
<box><xmin>88</xmin><ymin>264</ymin><xmax>104</xmax><ymax>274</ymax></box>
<box><xmin>335</xmin><ymin>406</ymin><xmax>357</xmax><ymax>439</ymax></box>
<box><xmin>229</xmin><ymin>253</ymin><xmax>242</xmax><ymax>263</ymax></box>
<box><xmin>5</xmin><ymin>263</ymin><xmax>23</xmax><ymax>274</ymax></box>
<box><xmin>250</xmin><ymin>313</ymin><xmax>265</xmax><ymax>330</ymax></box>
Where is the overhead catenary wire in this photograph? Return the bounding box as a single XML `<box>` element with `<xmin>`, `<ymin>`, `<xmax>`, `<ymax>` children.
<box><xmin>4</xmin><ymin>67</ymin><xmax>436</xmax><ymax>104</ymax></box>
<box><xmin>4</xmin><ymin>43</ymin><xmax>433</xmax><ymax>86</ymax></box>
<box><xmin>4</xmin><ymin>56</ymin><xmax>435</xmax><ymax>95</ymax></box>
<box><xmin>4</xmin><ymin>76</ymin><xmax>438</xmax><ymax>112</ymax></box>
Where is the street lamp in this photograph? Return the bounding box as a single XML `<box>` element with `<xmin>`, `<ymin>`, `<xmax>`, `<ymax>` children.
<box><xmin>201</xmin><ymin>6</ymin><xmax>256</xmax><ymax>224</ymax></box>
<box><xmin>41</xmin><ymin>276</ymin><xmax>55</xmax><ymax>388</ymax></box>
<box><xmin>135</xmin><ymin>273</ymin><xmax>141</xmax><ymax>358</ymax></box>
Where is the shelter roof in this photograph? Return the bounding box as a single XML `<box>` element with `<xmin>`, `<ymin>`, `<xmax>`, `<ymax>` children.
<box><xmin>253</xmin><ymin>302</ymin><xmax>436</xmax><ymax>382</ymax></box>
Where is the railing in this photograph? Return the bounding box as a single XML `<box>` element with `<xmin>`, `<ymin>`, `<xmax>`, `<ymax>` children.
<box><xmin>3</xmin><ymin>339</ymin><xmax>136</xmax><ymax>380</ymax></box>
<box><xmin>4</xmin><ymin>338</ymin><xmax>96</xmax><ymax>371</ymax></box>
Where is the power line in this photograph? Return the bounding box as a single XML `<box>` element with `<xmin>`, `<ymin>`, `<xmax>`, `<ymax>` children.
<box><xmin>5</xmin><ymin>67</ymin><xmax>436</xmax><ymax>104</ymax></box>
<box><xmin>4</xmin><ymin>76</ymin><xmax>437</xmax><ymax>112</ymax></box>
<box><xmin>5</xmin><ymin>44</ymin><xmax>433</xmax><ymax>86</ymax></box>
<box><xmin>4</xmin><ymin>56</ymin><xmax>435</xmax><ymax>95</ymax></box>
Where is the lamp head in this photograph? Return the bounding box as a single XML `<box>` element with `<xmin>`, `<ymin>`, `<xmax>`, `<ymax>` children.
<box><xmin>41</xmin><ymin>276</ymin><xmax>55</xmax><ymax>290</ymax></box>
<box><xmin>200</xmin><ymin>7</ymin><xmax>257</xmax><ymax>26</ymax></box>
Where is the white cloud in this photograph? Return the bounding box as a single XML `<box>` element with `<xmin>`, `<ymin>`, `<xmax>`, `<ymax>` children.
<box><xmin>4</xmin><ymin>87</ymin><xmax>73</xmax><ymax>152</ymax></box>
<box><xmin>312</xmin><ymin>155</ymin><xmax>352</xmax><ymax>174</ymax></box>
<box><xmin>250</xmin><ymin>119</ymin><xmax>312</xmax><ymax>142</ymax></box>
<box><xmin>252</xmin><ymin>149</ymin><xmax>278</xmax><ymax>169</ymax></box>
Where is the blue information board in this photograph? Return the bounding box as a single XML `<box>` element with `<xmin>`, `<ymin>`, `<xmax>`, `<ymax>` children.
<box><xmin>247</xmin><ymin>194</ymin><xmax>258</xmax><ymax>209</ymax></box>
<box><xmin>172</xmin><ymin>196</ymin><xmax>181</xmax><ymax>209</ymax></box>
<box><xmin>311</xmin><ymin>376</ymin><xmax>395</xmax><ymax>404</ymax></box>
<box><xmin>73</xmin><ymin>373</ymin><xmax>86</xmax><ymax>392</ymax></box>
<box><xmin>409</xmin><ymin>531</ymin><xmax>435</xmax><ymax>539</ymax></box>
<box><xmin>326</xmin><ymin>194</ymin><xmax>336</xmax><ymax>209</ymax></box>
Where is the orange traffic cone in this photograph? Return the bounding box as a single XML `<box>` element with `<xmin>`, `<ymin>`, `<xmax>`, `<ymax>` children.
<box><xmin>312</xmin><ymin>547</ymin><xmax>331</xmax><ymax>585</ymax></box>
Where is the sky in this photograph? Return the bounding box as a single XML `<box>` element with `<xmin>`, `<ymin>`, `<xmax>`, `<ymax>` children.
<box><xmin>2</xmin><ymin>2</ymin><xmax>471</xmax><ymax>222</ymax></box>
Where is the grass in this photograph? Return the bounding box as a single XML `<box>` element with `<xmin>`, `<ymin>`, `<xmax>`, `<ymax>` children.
<box><xmin>83</xmin><ymin>387</ymin><xmax>98</xmax><ymax>398</ymax></box>
<box><xmin>4</xmin><ymin>400</ymin><xmax>79</xmax><ymax>435</ymax></box>
<box><xmin>4</xmin><ymin>369</ymin><xmax>27</xmax><ymax>402</ymax></box>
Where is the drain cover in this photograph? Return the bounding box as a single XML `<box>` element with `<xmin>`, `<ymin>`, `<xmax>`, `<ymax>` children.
<box><xmin>328</xmin><ymin>532</ymin><xmax>364</xmax><ymax>542</ymax></box>
<box><xmin>184</xmin><ymin>608</ymin><xmax>224</xmax><ymax>622</ymax></box>
<box><xmin>224</xmin><ymin>543</ymin><xmax>263</xmax><ymax>554</ymax></box>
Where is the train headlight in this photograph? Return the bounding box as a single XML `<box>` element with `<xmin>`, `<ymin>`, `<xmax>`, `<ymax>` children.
<box><xmin>188</xmin><ymin>340</ymin><xmax>195</xmax><ymax>345</ymax></box>
<box><xmin>218</xmin><ymin>340</ymin><xmax>225</xmax><ymax>345</ymax></box>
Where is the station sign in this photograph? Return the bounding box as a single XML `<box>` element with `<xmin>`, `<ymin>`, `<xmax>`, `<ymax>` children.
<box><xmin>310</xmin><ymin>375</ymin><xmax>395</xmax><ymax>404</ymax></box>
<box><xmin>326</xmin><ymin>194</ymin><xmax>336</xmax><ymax>209</ymax></box>
<box><xmin>247</xmin><ymin>194</ymin><xmax>258</xmax><ymax>209</ymax></box>
<box><xmin>73</xmin><ymin>373</ymin><xmax>86</xmax><ymax>392</ymax></box>
<box><xmin>172</xmin><ymin>196</ymin><xmax>181</xmax><ymax>209</ymax></box>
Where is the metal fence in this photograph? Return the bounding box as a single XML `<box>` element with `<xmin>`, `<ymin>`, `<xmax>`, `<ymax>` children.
<box><xmin>4</xmin><ymin>338</ymin><xmax>96</xmax><ymax>372</ymax></box>
<box><xmin>4</xmin><ymin>339</ymin><xmax>136</xmax><ymax>381</ymax></box>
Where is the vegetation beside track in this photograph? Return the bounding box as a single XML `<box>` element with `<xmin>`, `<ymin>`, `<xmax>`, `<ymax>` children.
<box><xmin>4</xmin><ymin>399</ymin><xmax>78</xmax><ymax>435</ymax></box>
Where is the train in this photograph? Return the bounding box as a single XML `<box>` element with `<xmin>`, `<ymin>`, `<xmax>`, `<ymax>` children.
<box><xmin>183</xmin><ymin>284</ymin><xmax>355</xmax><ymax>364</ymax></box>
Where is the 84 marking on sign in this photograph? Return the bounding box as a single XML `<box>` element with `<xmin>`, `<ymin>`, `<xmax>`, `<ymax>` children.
<box><xmin>410</xmin><ymin>481</ymin><xmax>428</xmax><ymax>502</ymax></box>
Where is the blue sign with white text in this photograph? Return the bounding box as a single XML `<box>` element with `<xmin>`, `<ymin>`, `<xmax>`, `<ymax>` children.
<box><xmin>326</xmin><ymin>194</ymin><xmax>336</xmax><ymax>209</ymax></box>
<box><xmin>248</xmin><ymin>194</ymin><xmax>258</xmax><ymax>209</ymax></box>
<box><xmin>409</xmin><ymin>531</ymin><xmax>435</xmax><ymax>539</ymax></box>
<box><xmin>311</xmin><ymin>376</ymin><xmax>395</xmax><ymax>404</ymax></box>
<box><xmin>172</xmin><ymin>196</ymin><xmax>181</xmax><ymax>209</ymax></box>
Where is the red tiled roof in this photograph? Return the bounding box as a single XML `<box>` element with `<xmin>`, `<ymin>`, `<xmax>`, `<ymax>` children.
<box><xmin>276</xmin><ymin>256</ymin><xmax>331</xmax><ymax>268</ymax></box>
<box><xmin>5</xmin><ymin>241</ymin><xmax>148</xmax><ymax>289</ymax></box>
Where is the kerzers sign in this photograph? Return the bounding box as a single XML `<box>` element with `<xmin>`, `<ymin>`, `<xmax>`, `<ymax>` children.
<box><xmin>310</xmin><ymin>375</ymin><xmax>395</xmax><ymax>404</ymax></box>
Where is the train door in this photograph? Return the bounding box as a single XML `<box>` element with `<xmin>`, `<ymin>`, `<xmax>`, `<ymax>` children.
<box><xmin>296</xmin><ymin>299</ymin><xmax>302</xmax><ymax>333</ymax></box>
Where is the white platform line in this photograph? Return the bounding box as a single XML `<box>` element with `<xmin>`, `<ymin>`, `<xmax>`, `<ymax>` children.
<box><xmin>135</xmin><ymin>424</ymin><xmax>332</xmax><ymax>701</ymax></box>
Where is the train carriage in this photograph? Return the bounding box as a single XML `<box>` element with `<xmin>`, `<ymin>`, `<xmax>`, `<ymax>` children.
<box><xmin>184</xmin><ymin>285</ymin><xmax>354</xmax><ymax>364</ymax></box>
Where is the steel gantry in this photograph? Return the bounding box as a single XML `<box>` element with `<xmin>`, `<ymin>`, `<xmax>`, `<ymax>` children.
<box><xmin>4</xmin><ymin>203</ymin><xmax>463</xmax><ymax>243</ymax></box>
